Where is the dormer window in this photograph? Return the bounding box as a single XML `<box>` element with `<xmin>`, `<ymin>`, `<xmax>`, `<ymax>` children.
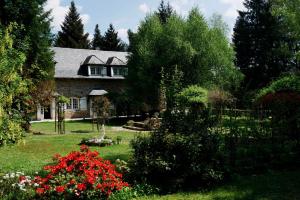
<box><xmin>112</xmin><ymin>67</ymin><xmax>128</xmax><ymax>77</ymax></box>
<box><xmin>90</xmin><ymin>66</ymin><xmax>107</xmax><ymax>76</ymax></box>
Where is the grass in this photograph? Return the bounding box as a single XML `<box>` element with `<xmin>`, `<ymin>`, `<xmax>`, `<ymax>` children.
<box><xmin>138</xmin><ymin>170</ymin><xmax>300</xmax><ymax>200</ymax></box>
<box><xmin>0</xmin><ymin>120</ymin><xmax>139</xmax><ymax>173</ymax></box>
<box><xmin>0</xmin><ymin>120</ymin><xmax>299</xmax><ymax>199</ymax></box>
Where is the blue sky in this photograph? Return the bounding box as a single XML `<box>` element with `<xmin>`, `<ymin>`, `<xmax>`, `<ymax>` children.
<box><xmin>44</xmin><ymin>0</ymin><xmax>245</xmax><ymax>43</ymax></box>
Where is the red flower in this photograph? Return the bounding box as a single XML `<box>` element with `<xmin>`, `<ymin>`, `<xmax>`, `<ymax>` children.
<box><xmin>36</xmin><ymin>188</ymin><xmax>45</xmax><ymax>195</ymax></box>
<box><xmin>19</xmin><ymin>176</ymin><xmax>26</xmax><ymax>182</ymax></box>
<box><xmin>69</xmin><ymin>179</ymin><xmax>76</xmax><ymax>185</ymax></box>
<box><xmin>34</xmin><ymin>146</ymin><xmax>129</xmax><ymax>198</ymax></box>
<box><xmin>80</xmin><ymin>145</ymin><xmax>89</xmax><ymax>152</ymax></box>
<box><xmin>55</xmin><ymin>186</ymin><xmax>65</xmax><ymax>193</ymax></box>
<box><xmin>43</xmin><ymin>185</ymin><xmax>50</xmax><ymax>190</ymax></box>
<box><xmin>77</xmin><ymin>183</ymin><xmax>86</xmax><ymax>191</ymax></box>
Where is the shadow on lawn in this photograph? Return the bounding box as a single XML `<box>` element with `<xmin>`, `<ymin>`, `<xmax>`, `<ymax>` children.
<box><xmin>209</xmin><ymin>170</ymin><xmax>300</xmax><ymax>200</ymax></box>
<box><xmin>71</xmin><ymin>130</ymin><xmax>93</xmax><ymax>133</ymax></box>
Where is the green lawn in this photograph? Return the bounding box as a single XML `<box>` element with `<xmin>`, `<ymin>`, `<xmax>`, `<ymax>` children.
<box><xmin>0</xmin><ymin>120</ymin><xmax>139</xmax><ymax>173</ymax></box>
<box><xmin>0</xmin><ymin>121</ymin><xmax>299</xmax><ymax>200</ymax></box>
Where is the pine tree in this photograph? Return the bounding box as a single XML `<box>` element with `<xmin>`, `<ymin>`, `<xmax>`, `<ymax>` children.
<box><xmin>127</xmin><ymin>29</ymin><xmax>136</xmax><ymax>52</ymax></box>
<box><xmin>55</xmin><ymin>1</ymin><xmax>90</xmax><ymax>49</ymax></box>
<box><xmin>92</xmin><ymin>24</ymin><xmax>103</xmax><ymax>50</ymax></box>
<box><xmin>102</xmin><ymin>24</ymin><xmax>125</xmax><ymax>51</ymax></box>
<box><xmin>233</xmin><ymin>0</ymin><xmax>289</xmax><ymax>90</ymax></box>
<box><xmin>156</xmin><ymin>0</ymin><xmax>173</xmax><ymax>24</ymax></box>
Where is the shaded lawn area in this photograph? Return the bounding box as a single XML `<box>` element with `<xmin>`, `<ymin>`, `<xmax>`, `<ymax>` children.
<box><xmin>138</xmin><ymin>170</ymin><xmax>300</xmax><ymax>200</ymax></box>
<box><xmin>0</xmin><ymin>120</ymin><xmax>140</xmax><ymax>173</ymax></box>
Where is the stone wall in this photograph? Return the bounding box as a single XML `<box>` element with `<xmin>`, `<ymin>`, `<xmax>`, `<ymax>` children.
<box><xmin>54</xmin><ymin>78</ymin><xmax>126</xmax><ymax>119</ymax></box>
<box><xmin>56</xmin><ymin>78</ymin><xmax>126</xmax><ymax>97</ymax></box>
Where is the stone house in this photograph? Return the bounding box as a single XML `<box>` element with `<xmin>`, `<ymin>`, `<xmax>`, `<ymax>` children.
<box><xmin>36</xmin><ymin>47</ymin><xmax>129</xmax><ymax>120</ymax></box>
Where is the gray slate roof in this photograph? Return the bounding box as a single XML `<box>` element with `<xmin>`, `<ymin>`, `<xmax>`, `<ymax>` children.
<box><xmin>53</xmin><ymin>47</ymin><xmax>129</xmax><ymax>79</ymax></box>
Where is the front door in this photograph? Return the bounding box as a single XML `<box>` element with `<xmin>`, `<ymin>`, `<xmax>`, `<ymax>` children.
<box><xmin>44</xmin><ymin>106</ymin><xmax>51</xmax><ymax>119</ymax></box>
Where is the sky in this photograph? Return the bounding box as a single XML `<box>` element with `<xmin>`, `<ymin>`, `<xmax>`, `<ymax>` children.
<box><xmin>44</xmin><ymin>0</ymin><xmax>246</xmax><ymax>43</ymax></box>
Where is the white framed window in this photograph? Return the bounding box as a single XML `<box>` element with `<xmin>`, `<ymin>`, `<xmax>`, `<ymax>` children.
<box><xmin>66</xmin><ymin>97</ymin><xmax>80</xmax><ymax>110</ymax></box>
<box><xmin>113</xmin><ymin>67</ymin><xmax>128</xmax><ymax>77</ymax></box>
<box><xmin>90</xmin><ymin>66</ymin><xmax>107</xmax><ymax>76</ymax></box>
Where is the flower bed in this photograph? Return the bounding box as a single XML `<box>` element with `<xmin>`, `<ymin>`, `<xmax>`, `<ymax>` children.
<box><xmin>0</xmin><ymin>146</ymin><xmax>129</xmax><ymax>199</ymax></box>
<box><xmin>34</xmin><ymin>145</ymin><xmax>129</xmax><ymax>199</ymax></box>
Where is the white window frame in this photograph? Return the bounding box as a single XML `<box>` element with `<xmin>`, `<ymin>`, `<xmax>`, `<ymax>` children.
<box><xmin>66</xmin><ymin>97</ymin><xmax>80</xmax><ymax>111</ymax></box>
<box><xmin>89</xmin><ymin>66</ymin><xmax>107</xmax><ymax>76</ymax></box>
<box><xmin>113</xmin><ymin>67</ymin><xmax>128</xmax><ymax>77</ymax></box>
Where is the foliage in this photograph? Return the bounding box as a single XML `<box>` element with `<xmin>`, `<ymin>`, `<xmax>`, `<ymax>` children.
<box><xmin>272</xmin><ymin>0</ymin><xmax>300</xmax><ymax>65</ymax></box>
<box><xmin>130</xmin><ymin>130</ymin><xmax>224</xmax><ymax>191</ymax></box>
<box><xmin>233</xmin><ymin>0</ymin><xmax>293</xmax><ymax>91</ymax></box>
<box><xmin>176</xmin><ymin>85</ymin><xmax>208</xmax><ymax>108</ymax></box>
<box><xmin>255</xmin><ymin>75</ymin><xmax>300</xmax><ymax>145</ymax></box>
<box><xmin>0</xmin><ymin>172</ymin><xmax>35</xmax><ymax>200</ymax></box>
<box><xmin>93</xmin><ymin>96</ymin><xmax>111</xmax><ymax>120</ymax></box>
<box><xmin>33</xmin><ymin>145</ymin><xmax>129</xmax><ymax>199</ymax></box>
<box><xmin>156</xmin><ymin>0</ymin><xmax>173</xmax><ymax>24</ymax></box>
<box><xmin>0</xmin><ymin>0</ymin><xmax>55</xmax><ymax>130</ymax></box>
<box><xmin>208</xmin><ymin>89</ymin><xmax>234</xmax><ymax>108</ymax></box>
<box><xmin>256</xmin><ymin>74</ymin><xmax>300</xmax><ymax>100</ymax></box>
<box><xmin>91</xmin><ymin>24</ymin><xmax>103</xmax><ymax>50</ymax></box>
<box><xmin>130</xmin><ymin>84</ymin><xmax>224</xmax><ymax>191</ymax></box>
<box><xmin>127</xmin><ymin>8</ymin><xmax>242</xmax><ymax>111</ymax></box>
<box><xmin>55</xmin><ymin>1</ymin><xmax>90</xmax><ymax>49</ymax></box>
<box><xmin>110</xmin><ymin>184</ymin><xmax>159</xmax><ymax>200</ymax></box>
<box><xmin>102</xmin><ymin>24</ymin><xmax>125</xmax><ymax>51</ymax></box>
<box><xmin>0</xmin><ymin>26</ymin><xmax>27</xmax><ymax>146</ymax></box>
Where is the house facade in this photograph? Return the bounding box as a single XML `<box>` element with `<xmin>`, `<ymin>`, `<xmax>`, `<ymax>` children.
<box><xmin>36</xmin><ymin>47</ymin><xmax>129</xmax><ymax>120</ymax></box>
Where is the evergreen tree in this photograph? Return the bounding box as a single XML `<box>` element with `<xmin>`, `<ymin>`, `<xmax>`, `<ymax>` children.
<box><xmin>55</xmin><ymin>1</ymin><xmax>89</xmax><ymax>49</ymax></box>
<box><xmin>156</xmin><ymin>0</ymin><xmax>173</xmax><ymax>24</ymax></box>
<box><xmin>102</xmin><ymin>24</ymin><xmax>125</xmax><ymax>51</ymax></box>
<box><xmin>233</xmin><ymin>0</ymin><xmax>289</xmax><ymax>90</ymax></box>
<box><xmin>92</xmin><ymin>24</ymin><xmax>103</xmax><ymax>50</ymax></box>
<box><xmin>127</xmin><ymin>29</ymin><xmax>136</xmax><ymax>52</ymax></box>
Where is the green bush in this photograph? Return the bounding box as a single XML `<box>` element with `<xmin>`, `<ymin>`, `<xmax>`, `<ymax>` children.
<box><xmin>130</xmin><ymin>105</ymin><xmax>225</xmax><ymax>191</ymax></box>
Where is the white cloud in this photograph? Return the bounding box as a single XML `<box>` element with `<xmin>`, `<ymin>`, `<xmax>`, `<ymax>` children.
<box><xmin>219</xmin><ymin>0</ymin><xmax>244</xmax><ymax>18</ymax></box>
<box><xmin>117</xmin><ymin>28</ymin><xmax>128</xmax><ymax>42</ymax></box>
<box><xmin>170</xmin><ymin>0</ymin><xmax>205</xmax><ymax>16</ymax></box>
<box><xmin>44</xmin><ymin>0</ymin><xmax>90</xmax><ymax>32</ymax></box>
<box><xmin>138</xmin><ymin>3</ymin><xmax>150</xmax><ymax>14</ymax></box>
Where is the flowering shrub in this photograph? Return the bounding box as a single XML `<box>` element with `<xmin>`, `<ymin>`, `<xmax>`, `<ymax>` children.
<box><xmin>33</xmin><ymin>145</ymin><xmax>129</xmax><ymax>199</ymax></box>
<box><xmin>0</xmin><ymin>172</ymin><xmax>35</xmax><ymax>199</ymax></box>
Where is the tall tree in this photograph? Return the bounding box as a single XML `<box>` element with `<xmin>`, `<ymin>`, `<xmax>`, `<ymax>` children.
<box><xmin>127</xmin><ymin>8</ymin><xmax>241</xmax><ymax>111</ymax></box>
<box><xmin>273</xmin><ymin>0</ymin><xmax>300</xmax><ymax>71</ymax></box>
<box><xmin>233</xmin><ymin>0</ymin><xmax>289</xmax><ymax>90</ymax></box>
<box><xmin>127</xmin><ymin>29</ymin><xmax>136</xmax><ymax>52</ymax></box>
<box><xmin>0</xmin><ymin>0</ymin><xmax>55</xmax><ymax>129</ymax></box>
<box><xmin>55</xmin><ymin>1</ymin><xmax>89</xmax><ymax>49</ymax></box>
<box><xmin>91</xmin><ymin>24</ymin><xmax>103</xmax><ymax>50</ymax></box>
<box><xmin>156</xmin><ymin>0</ymin><xmax>173</xmax><ymax>24</ymax></box>
<box><xmin>102</xmin><ymin>24</ymin><xmax>125</xmax><ymax>51</ymax></box>
<box><xmin>0</xmin><ymin>26</ymin><xmax>28</xmax><ymax>145</ymax></box>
